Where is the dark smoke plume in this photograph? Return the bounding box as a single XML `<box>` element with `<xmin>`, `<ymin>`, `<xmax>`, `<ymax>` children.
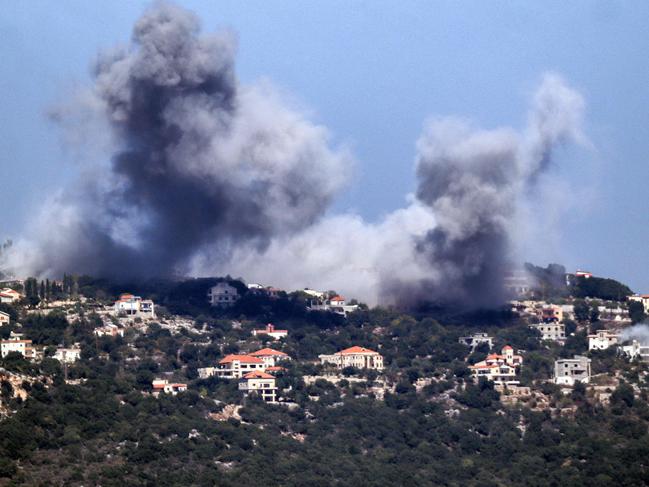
<box><xmin>14</xmin><ymin>2</ymin><xmax>349</xmax><ymax>278</ymax></box>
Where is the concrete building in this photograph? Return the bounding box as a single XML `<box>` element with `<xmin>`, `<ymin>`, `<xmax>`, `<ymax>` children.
<box><xmin>1</xmin><ymin>332</ymin><xmax>34</xmax><ymax>359</ymax></box>
<box><xmin>208</xmin><ymin>282</ymin><xmax>240</xmax><ymax>307</ymax></box>
<box><xmin>531</xmin><ymin>322</ymin><xmax>566</xmax><ymax>342</ymax></box>
<box><xmin>554</xmin><ymin>356</ymin><xmax>591</xmax><ymax>386</ymax></box>
<box><xmin>0</xmin><ymin>310</ymin><xmax>10</xmax><ymax>325</ymax></box>
<box><xmin>588</xmin><ymin>330</ymin><xmax>619</xmax><ymax>351</ymax></box>
<box><xmin>152</xmin><ymin>379</ymin><xmax>187</xmax><ymax>396</ymax></box>
<box><xmin>458</xmin><ymin>333</ymin><xmax>493</xmax><ymax>350</ymax></box>
<box><xmin>114</xmin><ymin>293</ymin><xmax>155</xmax><ymax>318</ymax></box>
<box><xmin>319</xmin><ymin>346</ymin><xmax>384</xmax><ymax>370</ymax></box>
<box><xmin>238</xmin><ymin>371</ymin><xmax>278</xmax><ymax>403</ymax></box>
<box><xmin>54</xmin><ymin>347</ymin><xmax>81</xmax><ymax>363</ymax></box>
<box><xmin>216</xmin><ymin>354</ymin><xmax>266</xmax><ymax>379</ymax></box>
<box><xmin>197</xmin><ymin>366</ymin><xmax>217</xmax><ymax>379</ymax></box>
<box><xmin>251</xmin><ymin>323</ymin><xmax>288</xmax><ymax>340</ymax></box>
<box><xmin>503</xmin><ymin>270</ymin><xmax>532</xmax><ymax>297</ymax></box>
<box><xmin>248</xmin><ymin>348</ymin><xmax>290</xmax><ymax>367</ymax></box>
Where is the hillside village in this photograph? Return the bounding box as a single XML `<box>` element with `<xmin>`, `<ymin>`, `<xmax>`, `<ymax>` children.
<box><xmin>0</xmin><ymin>266</ymin><xmax>649</xmax><ymax>484</ymax></box>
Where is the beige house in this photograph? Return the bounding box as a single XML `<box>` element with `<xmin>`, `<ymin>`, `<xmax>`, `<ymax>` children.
<box><xmin>468</xmin><ymin>345</ymin><xmax>523</xmax><ymax>385</ymax></box>
<box><xmin>0</xmin><ymin>311</ymin><xmax>10</xmax><ymax>325</ymax></box>
<box><xmin>238</xmin><ymin>371</ymin><xmax>278</xmax><ymax>403</ymax></box>
<box><xmin>94</xmin><ymin>324</ymin><xmax>125</xmax><ymax>337</ymax></box>
<box><xmin>0</xmin><ymin>288</ymin><xmax>21</xmax><ymax>304</ymax></box>
<box><xmin>114</xmin><ymin>293</ymin><xmax>155</xmax><ymax>318</ymax></box>
<box><xmin>152</xmin><ymin>379</ymin><xmax>187</xmax><ymax>396</ymax></box>
<box><xmin>319</xmin><ymin>346</ymin><xmax>384</xmax><ymax>370</ymax></box>
<box><xmin>531</xmin><ymin>322</ymin><xmax>566</xmax><ymax>342</ymax></box>
<box><xmin>216</xmin><ymin>354</ymin><xmax>266</xmax><ymax>378</ymax></box>
<box><xmin>207</xmin><ymin>282</ymin><xmax>240</xmax><ymax>307</ymax></box>
<box><xmin>1</xmin><ymin>332</ymin><xmax>34</xmax><ymax>359</ymax></box>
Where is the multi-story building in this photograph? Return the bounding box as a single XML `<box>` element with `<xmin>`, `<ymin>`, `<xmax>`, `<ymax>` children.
<box><xmin>152</xmin><ymin>379</ymin><xmax>188</xmax><ymax>396</ymax></box>
<box><xmin>248</xmin><ymin>348</ymin><xmax>290</xmax><ymax>367</ymax></box>
<box><xmin>458</xmin><ymin>333</ymin><xmax>493</xmax><ymax>350</ymax></box>
<box><xmin>216</xmin><ymin>354</ymin><xmax>266</xmax><ymax>378</ymax></box>
<box><xmin>554</xmin><ymin>356</ymin><xmax>591</xmax><ymax>385</ymax></box>
<box><xmin>238</xmin><ymin>371</ymin><xmax>278</xmax><ymax>403</ymax></box>
<box><xmin>588</xmin><ymin>330</ymin><xmax>619</xmax><ymax>351</ymax></box>
<box><xmin>1</xmin><ymin>332</ymin><xmax>34</xmax><ymax>359</ymax></box>
<box><xmin>468</xmin><ymin>345</ymin><xmax>523</xmax><ymax>384</ymax></box>
<box><xmin>251</xmin><ymin>323</ymin><xmax>288</xmax><ymax>340</ymax></box>
<box><xmin>114</xmin><ymin>293</ymin><xmax>155</xmax><ymax>318</ymax></box>
<box><xmin>530</xmin><ymin>322</ymin><xmax>566</xmax><ymax>342</ymax></box>
<box><xmin>0</xmin><ymin>288</ymin><xmax>21</xmax><ymax>304</ymax></box>
<box><xmin>319</xmin><ymin>346</ymin><xmax>384</xmax><ymax>370</ymax></box>
<box><xmin>208</xmin><ymin>282</ymin><xmax>240</xmax><ymax>307</ymax></box>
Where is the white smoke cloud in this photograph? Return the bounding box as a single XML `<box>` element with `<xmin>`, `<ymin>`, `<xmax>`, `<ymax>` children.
<box><xmin>620</xmin><ymin>324</ymin><xmax>649</xmax><ymax>345</ymax></box>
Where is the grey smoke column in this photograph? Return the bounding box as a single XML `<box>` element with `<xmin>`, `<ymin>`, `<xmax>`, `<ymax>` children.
<box><xmin>395</xmin><ymin>74</ymin><xmax>586</xmax><ymax>308</ymax></box>
<box><xmin>35</xmin><ymin>2</ymin><xmax>348</xmax><ymax>277</ymax></box>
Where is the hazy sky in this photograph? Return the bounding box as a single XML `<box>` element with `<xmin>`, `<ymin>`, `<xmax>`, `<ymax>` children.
<box><xmin>1</xmin><ymin>1</ymin><xmax>649</xmax><ymax>291</ymax></box>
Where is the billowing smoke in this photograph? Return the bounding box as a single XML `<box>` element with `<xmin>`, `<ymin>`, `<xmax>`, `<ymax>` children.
<box><xmin>4</xmin><ymin>2</ymin><xmax>588</xmax><ymax>309</ymax></box>
<box><xmin>219</xmin><ymin>75</ymin><xmax>586</xmax><ymax>307</ymax></box>
<box><xmin>620</xmin><ymin>325</ymin><xmax>649</xmax><ymax>345</ymax></box>
<box><xmin>8</xmin><ymin>2</ymin><xmax>349</xmax><ymax>278</ymax></box>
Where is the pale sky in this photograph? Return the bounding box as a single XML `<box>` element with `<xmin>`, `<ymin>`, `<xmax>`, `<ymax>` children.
<box><xmin>1</xmin><ymin>1</ymin><xmax>649</xmax><ymax>291</ymax></box>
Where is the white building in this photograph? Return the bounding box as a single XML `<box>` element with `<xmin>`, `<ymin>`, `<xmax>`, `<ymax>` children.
<box><xmin>152</xmin><ymin>379</ymin><xmax>187</xmax><ymax>396</ymax></box>
<box><xmin>1</xmin><ymin>332</ymin><xmax>34</xmax><ymax>359</ymax></box>
<box><xmin>114</xmin><ymin>294</ymin><xmax>155</xmax><ymax>318</ymax></box>
<box><xmin>458</xmin><ymin>333</ymin><xmax>493</xmax><ymax>350</ymax></box>
<box><xmin>208</xmin><ymin>282</ymin><xmax>240</xmax><ymax>307</ymax></box>
<box><xmin>0</xmin><ymin>288</ymin><xmax>21</xmax><ymax>304</ymax></box>
<box><xmin>239</xmin><ymin>371</ymin><xmax>278</xmax><ymax>403</ymax></box>
<box><xmin>531</xmin><ymin>322</ymin><xmax>566</xmax><ymax>342</ymax></box>
<box><xmin>248</xmin><ymin>348</ymin><xmax>290</xmax><ymax>367</ymax></box>
<box><xmin>319</xmin><ymin>346</ymin><xmax>384</xmax><ymax>370</ymax></box>
<box><xmin>197</xmin><ymin>366</ymin><xmax>217</xmax><ymax>379</ymax></box>
<box><xmin>554</xmin><ymin>356</ymin><xmax>591</xmax><ymax>386</ymax></box>
<box><xmin>468</xmin><ymin>345</ymin><xmax>523</xmax><ymax>385</ymax></box>
<box><xmin>620</xmin><ymin>341</ymin><xmax>649</xmax><ymax>362</ymax></box>
<box><xmin>54</xmin><ymin>347</ymin><xmax>81</xmax><ymax>363</ymax></box>
<box><xmin>588</xmin><ymin>330</ymin><xmax>619</xmax><ymax>351</ymax></box>
<box><xmin>0</xmin><ymin>310</ymin><xmax>10</xmax><ymax>325</ymax></box>
<box><xmin>251</xmin><ymin>323</ymin><xmax>288</xmax><ymax>340</ymax></box>
<box><xmin>628</xmin><ymin>294</ymin><xmax>649</xmax><ymax>314</ymax></box>
<box><xmin>94</xmin><ymin>324</ymin><xmax>125</xmax><ymax>337</ymax></box>
<box><xmin>216</xmin><ymin>354</ymin><xmax>266</xmax><ymax>379</ymax></box>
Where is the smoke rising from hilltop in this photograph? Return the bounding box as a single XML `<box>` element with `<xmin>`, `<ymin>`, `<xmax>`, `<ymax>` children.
<box><xmin>4</xmin><ymin>2</ymin><xmax>588</xmax><ymax>308</ymax></box>
<box><xmin>10</xmin><ymin>2</ymin><xmax>349</xmax><ymax>278</ymax></box>
<box><xmin>621</xmin><ymin>324</ymin><xmax>649</xmax><ymax>345</ymax></box>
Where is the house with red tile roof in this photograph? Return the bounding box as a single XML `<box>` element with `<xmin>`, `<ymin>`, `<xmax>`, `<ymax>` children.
<box><xmin>0</xmin><ymin>288</ymin><xmax>21</xmax><ymax>304</ymax></box>
<box><xmin>468</xmin><ymin>345</ymin><xmax>523</xmax><ymax>385</ymax></box>
<box><xmin>216</xmin><ymin>354</ymin><xmax>266</xmax><ymax>378</ymax></box>
<box><xmin>248</xmin><ymin>348</ymin><xmax>291</xmax><ymax>367</ymax></box>
<box><xmin>152</xmin><ymin>379</ymin><xmax>187</xmax><ymax>396</ymax></box>
<box><xmin>251</xmin><ymin>323</ymin><xmax>288</xmax><ymax>340</ymax></box>
<box><xmin>319</xmin><ymin>345</ymin><xmax>384</xmax><ymax>370</ymax></box>
<box><xmin>238</xmin><ymin>371</ymin><xmax>278</xmax><ymax>403</ymax></box>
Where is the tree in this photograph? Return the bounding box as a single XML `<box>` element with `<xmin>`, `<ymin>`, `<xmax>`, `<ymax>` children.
<box><xmin>628</xmin><ymin>301</ymin><xmax>646</xmax><ymax>324</ymax></box>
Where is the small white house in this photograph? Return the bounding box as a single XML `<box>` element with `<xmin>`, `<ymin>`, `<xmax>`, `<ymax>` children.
<box><xmin>0</xmin><ymin>310</ymin><xmax>10</xmax><ymax>325</ymax></box>
<box><xmin>1</xmin><ymin>332</ymin><xmax>34</xmax><ymax>359</ymax></box>
<box><xmin>114</xmin><ymin>294</ymin><xmax>155</xmax><ymax>318</ymax></box>
<box><xmin>588</xmin><ymin>330</ymin><xmax>619</xmax><ymax>351</ymax></box>
<box><xmin>152</xmin><ymin>379</ymin><xmax>187</xmax><ymax>396</ymax></box>
<box><xmin>251</xmin><ymin>323</ymin><xmax>288</xmax><ymax>340</ymax></box>
<box><xmin>54</xmin><ymin>347</ymin><xmax>81</xmax><ymax>363</ymax></box>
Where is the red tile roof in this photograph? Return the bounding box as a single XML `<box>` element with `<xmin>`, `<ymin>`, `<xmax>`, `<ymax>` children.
<box><xmin>219</xmin><ymin>354</ymin><xmax>264</xmax><ymax>364</ymax></box>
<box><xmin>242</xmin><ymin>371</ymin><xmax>275</xmax><ymax>379</ymax></box>
<box><xmin>337</xmin><ymin>346</ymin><xmax>379</xmax><ymax>356</ymax></box>
<box><xmin>249</xmin><ymin>348</ymin><xmax>288</xmax><ymax>357</ymax></box>
<box><xmin>330</xmin><ymin>295</ymin><xmax>345</xmax><ymax>301</ymax></box>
